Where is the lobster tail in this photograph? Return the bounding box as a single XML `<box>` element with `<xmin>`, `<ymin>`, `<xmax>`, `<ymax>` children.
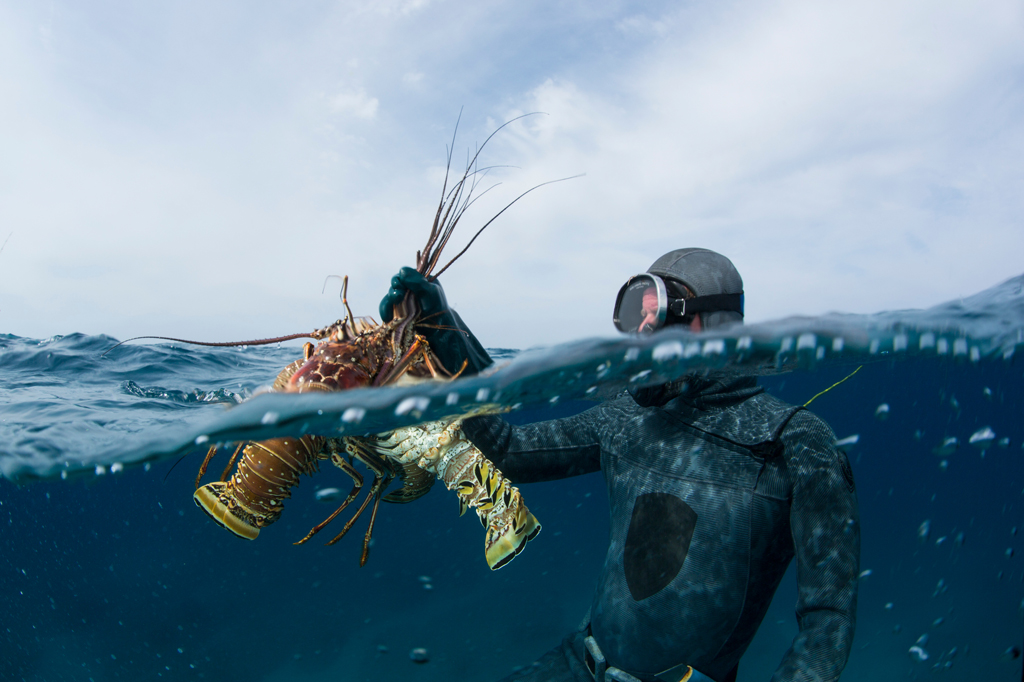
<box><xmin>361</xmin><ymin>416</ymin><xmax>541</xmax><ymax>570</ymax></box>
<box><xmin>445</xmin><ymin>445</ymin><xmax>541</xmax><ymax>570</ymax></box>
<box><xmin>194</xmin><ymin>435</ymin><xmax>326</xmax><ymax>540</ymax></box>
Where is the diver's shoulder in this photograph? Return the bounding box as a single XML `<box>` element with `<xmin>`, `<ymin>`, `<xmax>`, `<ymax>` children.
<box><xmin>600</xmin><ymin>392</ymin><xmax>645</xmax><ymax>415</ymax></box>
<box><xmin>745</xmin><ymin>392</ymin><xmax>832</xmax><ymax>430</ymax></box>
<box><xmin>551</xmin><ymin>393</ymin><xmax>640</xmax><ymax>424</ymax></box>
<box><xmin>746</xmin><ymin>389</ymin><xmax>795</xmax><ymax>411</ymax></box>
<box><xmin>779</xmin><ymin>408</ymin><xmax>840</xmax><ymax>456</ymax></box>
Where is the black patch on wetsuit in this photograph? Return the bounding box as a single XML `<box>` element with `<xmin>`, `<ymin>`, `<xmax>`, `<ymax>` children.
<box><xmin>623</xmin><ymin>492</ymin><xmax>698</xmax><ymax>601</ymax></box>
<box><xmin>838</xmin><ymin>450</ymin><xmax>855</xmax><ymax>492</ymax></box>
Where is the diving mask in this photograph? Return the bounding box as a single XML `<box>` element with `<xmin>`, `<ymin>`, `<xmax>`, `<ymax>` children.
<box><xmin>612</xmin><ymin>273</ymin><xmax>744</xmax><ymax>334</ymax></box>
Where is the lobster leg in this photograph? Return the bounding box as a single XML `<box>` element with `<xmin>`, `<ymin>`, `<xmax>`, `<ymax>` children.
<box><xmin>325</xmin><ymin>440</ymin><xmax>395</xmax><ymax>553</ymax></box>
<box><xmin>195</xmin><ymin>442</ymin><xmax>246</xmax><ymax>489</ymax></box>
<box><xmin>358</xmin><ymin>478</ymin><xmax>388</xmax><ymax>566</ymax></box>
<box><xmin>377</xmin><ymin>334</ymin><xmax>430</xmax><ymax>386</ymax></box>
<box><xmin>293</xmin><ymin>455</ymin><xmax>364</xmax><ymax>545</ymax></box>
<box><xmin>218</xmin><ymin>442</ymin><xmax>245</xmax><ymax>482</ymax></box>
<box><xmin>195</xmin><ymin>445</ymin><xmax>218</xmax><ymax>489</ymax></box>
<box><xmin>324</xmin><ymin>477</ymin><xmax>379</xmax><ymax>547</ymax></box>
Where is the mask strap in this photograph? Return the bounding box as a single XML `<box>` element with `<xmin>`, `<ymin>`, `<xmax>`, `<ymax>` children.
<box><xmin>668</xmin><ymin>292</ymin><xmax>744</xmax><ymax>317</ymax></box>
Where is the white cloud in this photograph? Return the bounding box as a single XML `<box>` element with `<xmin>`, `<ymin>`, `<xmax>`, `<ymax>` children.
<box><xmin>465</xmin><ymin>0</ymin><xmax>1024</xmax><ymax>345</ymax></box>
<box><xmin>615</xmin><ymin>14</ymin><xmax>669</xmax><ymax>38</ymax></box>
<box><xmin>329</xmin><ymin>88</ymin><xmax>379</xmax><ymax>119</ymax></box>
<box><xmin>402</xmin><ymin>71</ymin><xmax>424</xmax><ymax>87</ymax></box>
<box><xmin>0</xmin><ymin>0</ymin><xmax>1021</xmax><ymax>350</ymax></box>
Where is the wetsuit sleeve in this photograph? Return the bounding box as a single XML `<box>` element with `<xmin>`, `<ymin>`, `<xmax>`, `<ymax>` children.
<box><xmin>772</xmin><ymin>411</ymin><xmax>860</xmax><ymax>682</ymax></box>
<box><xmin>461</xmin><ymin>402</ymin><xmax>616</xmax><ymax>483</ymax></box>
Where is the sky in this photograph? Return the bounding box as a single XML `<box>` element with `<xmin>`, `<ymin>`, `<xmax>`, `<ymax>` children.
<box><xmin>1</xmin><ymin>0</ymin><xmax>1022</xmax><ymax>350</ymax></box>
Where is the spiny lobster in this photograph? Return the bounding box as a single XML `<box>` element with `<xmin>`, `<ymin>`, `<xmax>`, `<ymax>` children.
<box><xmin>118</xmin><ymin>118</ymin><xmax>557</xmax><ymax>569</ymax></box>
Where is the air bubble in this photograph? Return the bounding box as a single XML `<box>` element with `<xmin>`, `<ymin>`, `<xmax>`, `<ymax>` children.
<box><xmin>908</xmin><ymin>645</ymin><xmax>929</xmax><ymax>662</ymax></box>
<box><xmin>702</xmin><ymin>339</ymin><xmax>725</xmax><ymax>355</ymax></box>
<box><xmin>969</xmin><ymin>427</ymin><xmax>996</xmax><ymax>449</ymax></box>
<box><xmin>630</xmin><ymin>370</ymin><xmax>652</xmax><ymax>383</ymax></box>
<box><xmin>395</xmin><ymin>397</ymin><xmax>429</xmax><ymax>416</ymax></box>
<box><xmin>652</xmin><ymin>341</ymin><xmax>684</xmax><ymax>361</ymax></box>
<box><xmin>341</xmin><ymin>407</ymin><xmax>366</xmax><ymax>424</ymax></box>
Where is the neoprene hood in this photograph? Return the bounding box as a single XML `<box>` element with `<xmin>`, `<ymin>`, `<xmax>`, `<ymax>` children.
<box><xmin>646</xmin><ymin>248</ymin><xmax>744</xmax><ymax>330</ymax></box>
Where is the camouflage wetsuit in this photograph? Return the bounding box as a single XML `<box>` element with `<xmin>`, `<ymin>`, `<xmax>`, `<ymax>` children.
<box><xmin>463</xmin><ymin>374</ymin><xmax>860</xmax><ymax>682</ymax></box>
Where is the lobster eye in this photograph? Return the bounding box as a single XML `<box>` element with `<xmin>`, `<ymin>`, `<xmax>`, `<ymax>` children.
<box><xmin>303</xmin><ymin>342</ymin><xmax>314</xmax><ymax>360</ymax></box>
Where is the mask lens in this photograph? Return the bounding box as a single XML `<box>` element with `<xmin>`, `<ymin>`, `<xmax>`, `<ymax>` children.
<box><xmin>614</xmin><ymin>275</ymin><xmax>665</xmax><ymax>333</ymax></box>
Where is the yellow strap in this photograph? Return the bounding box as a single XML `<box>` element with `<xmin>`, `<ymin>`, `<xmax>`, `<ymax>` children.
<box><xmin>803</xmin><ymin>366</ymin><xmax>862</xmax><ymax>407</ymax></box>
<box><xmin>678</xmin><ymin>666</ymin><xmax>693</xmax><ymax>682</ymax></box>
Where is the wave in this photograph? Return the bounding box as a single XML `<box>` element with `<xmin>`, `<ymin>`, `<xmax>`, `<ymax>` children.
<box><xmin>1</xmin><ymin>274</ymin><xmax>1021</xmax><ymax>483</ymax></box>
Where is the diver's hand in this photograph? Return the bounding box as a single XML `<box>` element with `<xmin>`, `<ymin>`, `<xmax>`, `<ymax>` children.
<box><xmin>377</xmin><ymin>267</ymin><xmax>493</xmax><ymax>376</ymax></box>
<box><xmin>379</xmin><ymin>267</ymin><xmax>447</xmax><ymax>322</ymax></box>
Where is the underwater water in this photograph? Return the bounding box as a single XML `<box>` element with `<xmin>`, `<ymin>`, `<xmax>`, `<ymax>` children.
<box><xmin>1</xmin><ymin>275</ymin><xmax>1023</xmax><ymax>681</ymax></box>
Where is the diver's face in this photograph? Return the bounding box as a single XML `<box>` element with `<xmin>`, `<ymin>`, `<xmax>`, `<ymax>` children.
<box><xmin>638</xmin><ymin>288</ymin><xmax>660</xmax><ymax>333</ymax></box>
<box><xmin>636</xmin><ymin>287</ymin><xmax>702</xmax><ymax>333</ymax></box>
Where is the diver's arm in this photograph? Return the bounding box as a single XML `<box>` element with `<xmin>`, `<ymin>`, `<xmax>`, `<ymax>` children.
<box><xmin>461</xmin><ymin>401</ymin><xmax>621</xmax><ymax>483</ymax></box>
<box><xmin>772</xmin><ymin>411</ymin><xmax>860</xmax><ymax>682</ymax></box>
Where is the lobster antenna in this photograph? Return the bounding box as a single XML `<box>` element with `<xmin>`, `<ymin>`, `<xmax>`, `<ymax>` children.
<box><xmin>321</xmin><ymin>274</ymin><xmax>343</xmax><ymax>295</ymax></box>
<box><xmin>163</xmin><ymin>453</ymin><xmax>190</xmax><ymax>481</ymax></box>
<box><xmin>422</xmin><ymin>148</ymin><xmax>476</xmax><ymax>272</ymax></box>
<box><xmin>425</xmin><ymin>136</ymin><xmax>509</xmax><ymax>272</ymax></box>
<box><xmin>420</xmin><ymin>109</ymin><xmax>464</xmax><ymax>271</ymax></box>
<box><xmin>424</xmin><ymin>164</ymin><xmax>509</xmax><ymax>275</ymax></box>
<box><xmin>427</xmin><ymin>176</ymin><xmax>504</xmax><ymax>276</ymax></box>
<box><xmin>432</xmin><ymin>174</ymin><xmax>584</xmax><ymax>279</ymax></box>
<box><xmin>419</xmin><ymin>112</ymin><xmax>545</xmax><ymax>276</ymax></box>
<box><xmin>428</xmin><ymin>165</ymin><xmax>521</xmax><ymax>276</ymax></box>
<box><xmin>340</xmin><ymin>275</ymin><xmax>355</xmax><ymax>331</ymax></box>
<box><xmin>322</xmin><ymin>274</ymin><xmax>356</xmax><ymax>330</ymax></box>
<box><xmin>102</xmin><ymin>332</ymin><xmax>316</xmax><ymax>357</ymax></box>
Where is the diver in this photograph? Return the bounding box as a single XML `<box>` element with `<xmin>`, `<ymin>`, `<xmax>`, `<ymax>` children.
<box><xmin>380</xmin><ymin>248</ymin><xmax>860</xmax><ymax>682</ymax></box>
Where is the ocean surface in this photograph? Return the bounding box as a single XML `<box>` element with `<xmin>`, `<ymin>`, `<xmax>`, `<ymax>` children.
<box><xmin>2</xmin><ymin>275</ymin><xmax>1023</xmax><ymax>681</ymax></box>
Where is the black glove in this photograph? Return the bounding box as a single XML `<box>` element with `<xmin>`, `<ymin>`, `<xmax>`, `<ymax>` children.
<box><xmin>379</xmin><ymin>266</ymin><xmax>493</xmax><ymax>377</ymax></box>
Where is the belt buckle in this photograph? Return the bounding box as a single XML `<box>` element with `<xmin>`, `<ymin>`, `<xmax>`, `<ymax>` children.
<box><xmin>585</xmin><ymin>634</ymin><xmax>678</xmax><ymax>682</ymax></box>
<box><xmin>583</xmin><ymin>636</ymin><xmax>606</xmax><ymax>681</ymax></box>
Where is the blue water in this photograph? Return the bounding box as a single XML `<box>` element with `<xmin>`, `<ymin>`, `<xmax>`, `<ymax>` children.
<box><xmin>2</xmin><ymin>276</ymin><xmax>1023</xmax><ymax>681</ymax></box>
